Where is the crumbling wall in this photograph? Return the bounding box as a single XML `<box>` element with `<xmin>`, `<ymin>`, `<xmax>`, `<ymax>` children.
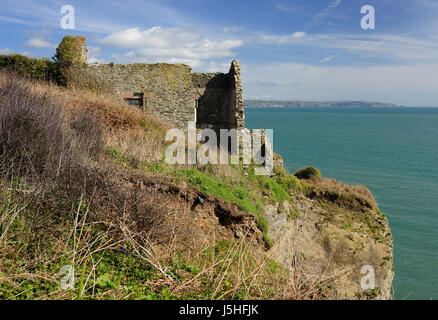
<box><xmin>192</xmin><ymin>60</ymin><xmax>245</xmax><ymax>130</ymax></box>
<box><xmin>55</xmin><ymin>36</ymin><xmax>87</xmax><ymax>85</ymax></box>
<box><xmin>68</xmin><ymin>63</ymin><xmax>195</xmax><ymax>128</ymax></box>
<box><xmin>228</xmin><ymin>60</ymin><xmax>245</xmax><ymax>129</ymax></box>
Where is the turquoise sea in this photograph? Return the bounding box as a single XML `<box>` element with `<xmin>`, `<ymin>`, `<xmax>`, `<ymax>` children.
<box><xmin>245</xmin><ymin>106</ymin><xmax>438</xmax><ymax>300</ymax></box>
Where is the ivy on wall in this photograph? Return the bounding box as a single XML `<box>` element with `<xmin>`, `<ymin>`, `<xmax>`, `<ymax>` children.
<box><xmin>0</xmin><ymin>36</ymin><xmax>86</xmax><ymax>85</ymax></box>
<box><xmin>0</xmin><ymin>54</ymin><xmax>58</xmax><ymax>82</ymax></box>
<box><xmin>53</xmin><ymin>36</ymin><xmax>86</xmax><ymax>85</ymax></box>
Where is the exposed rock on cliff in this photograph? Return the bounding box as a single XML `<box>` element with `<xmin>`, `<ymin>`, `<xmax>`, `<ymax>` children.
<box><xmin>266</xmin><ymin>180</ymin><xmax>393</xmax><ymax>299</ymax></box>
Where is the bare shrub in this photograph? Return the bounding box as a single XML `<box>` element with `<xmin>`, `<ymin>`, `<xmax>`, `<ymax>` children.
<box><xmin>0</xmin><ymin>74</ymin><xmax>67</xmax><ymax>178</ymax></box>
<box><xmin>0</xmin><ymin>73</ymin><xmax>104</xmax><ymax>182</ymax></box>
<box><xmin>70</xmin><ymin>111</ymin><xmax>104</xmax><ymax>160</ymax></box>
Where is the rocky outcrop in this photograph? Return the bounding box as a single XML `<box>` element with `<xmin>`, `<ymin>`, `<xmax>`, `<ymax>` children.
<box><xmin>141</xmin><ymin>171</ymin><xmax>394</xmax><ymax>299</ymax></box>
<box><xmin>114</xmin><ymin>173</ymin><xmax>265</xmax><ymax>251</ymax></box>
<box><xmin>266</xmin><ymin>190</ymin><xmax>394</xmax><ymax>299</ymax></box>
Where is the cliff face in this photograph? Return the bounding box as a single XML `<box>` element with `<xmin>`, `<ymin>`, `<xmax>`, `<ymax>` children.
<box><xmin>266</xmin><ymin>186</ymin><xmax>393</xmax><ymax>299</ymax></box>
<box><xmin>117</xmin><ymin>168</ymin><xmax>395</xmax><ymax>299</ymax></box>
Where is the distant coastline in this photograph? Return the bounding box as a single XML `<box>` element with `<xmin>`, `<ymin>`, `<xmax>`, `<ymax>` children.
<box><xmin>244</xmin><ymin>100</ymin><xmax>402</xmax><ymax>108</ymax></box>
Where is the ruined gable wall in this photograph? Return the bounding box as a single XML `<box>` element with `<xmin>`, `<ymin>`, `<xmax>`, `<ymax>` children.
<box><xmin>228</xmin><ymin>61</ymin><xmax>245</xmax><ymax>129</ymax></box>
<box><xmin>192</xmin><ymin>60</ymin><xmax>245</xmax><ymax>130</ymax></box>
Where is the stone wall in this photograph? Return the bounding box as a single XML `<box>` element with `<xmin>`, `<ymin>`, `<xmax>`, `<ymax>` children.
<box><xmin>228</xmin><ymin>61</ymin><xmax>245</xmax><ymax>130</ymax></box>
<box><xmin>192</xmin><ymin>60</ymin><xmax>244</xmax><ymax>130</ymax></box>
<box><xmin>68</xmin><ymin>63</ymin><xmax>195</xmax><ymax>128</ymax></box>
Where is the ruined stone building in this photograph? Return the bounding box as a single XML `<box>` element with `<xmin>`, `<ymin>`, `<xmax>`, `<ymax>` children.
<box><xmin>61</xmin><ymin>36</ymin><xmax>244</xmax><ymax>130</ymax></box>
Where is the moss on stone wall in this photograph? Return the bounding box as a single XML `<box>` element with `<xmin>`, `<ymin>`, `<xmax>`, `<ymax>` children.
<box><xmin>54</xmin><ymin>36</ymin><xmax>86</xmax><ymax>85</ymax></box>
<box><xmin>55</xmin><ymin>36</ymin><xmax>86</xmax><ymax>66</ymax></box>
<box><xmin>66</xmin><ymin>63</ymin><xmax>195</xmax><ymax>128</ymax></box>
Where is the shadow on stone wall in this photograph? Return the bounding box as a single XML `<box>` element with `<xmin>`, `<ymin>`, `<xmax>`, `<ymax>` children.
<box><xmin>194</xmin><ymin>61</ymin><xmax>244</xmax><ymax>131</ymax></box>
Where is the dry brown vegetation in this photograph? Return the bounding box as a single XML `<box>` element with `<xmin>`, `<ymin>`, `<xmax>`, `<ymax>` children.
<box><xmin>303</xmin><ymin>177</ymin><xmax>378</xmax><ymax>211</ymax></box>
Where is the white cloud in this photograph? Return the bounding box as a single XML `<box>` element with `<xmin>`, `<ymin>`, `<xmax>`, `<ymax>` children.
<box><xmin>99</xmin><ymin>27</ymin><xmax>197</xmax><ymax>49</ymax></box>
<box><xmin>242</xmin><ymin>62</ymin><xmax>438</xmax><ymax>106</ymax></box>
<box><xmin>259</xmin><ymin>31</ymin><xmax>306</xmax><ymax>44</ymax></box>
<box><xmin>321</xmin><ymin>33</ymin><xmax>438</xmax><ymax>62</ymax></box>
<box><xmin>0</xmin><ymin>48</ymin><xmax>30</xmax><ymax>57</ymax></box>
<box><xmin>254</xmin><ymin>32</ymin><xmax>438</xmax><ymax>63</ymax></box>
<box><xmin>320</xmin><ymin>55</ymin><xmax>336</xmax><ymax>63</ymax></box>
<box><xmin>24</xmin><ymin>38</ymin><xmax>56</xmax><ymax>49</ymax></box>
<box><xmin>87</xmin><ymin>46</ymin><xmax>106</xmax><ymax>64</ymax></box>
<box><xmin>205</xmin><ymin>61</ymin><xmax>231</xmax><ymax>73</ymax></box>
<box><xmin>222</xmin><ymin>26</ymin><xmax>244</xmax><ymax>33</ymax></box>
<box><xmin>0</xmin><ymin>0</ymin><xmax>126</xmax><ymax>33</ymax></box>
<box><xmin>306</xmin><ymin>0</ymin><xmax>343</xmax><ymax>27</ymax></box>
<box><xmin>99</xmin><ymin>27</ymin><xmax>242</xmax><ymax>67</ymax></box>
<box><xmin>0</xmin><ymin>14</ymin><xmax>34</xmax><ymax>25</ymax></box>
<box><xmin>0</xmin><ymin>48</ymin><xmax>14</xmax><ymax>55</ymax></box>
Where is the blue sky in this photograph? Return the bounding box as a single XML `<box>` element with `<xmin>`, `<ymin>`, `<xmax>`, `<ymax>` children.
<box><xmin>1</xmin><ymin>0</ymin><xmax>438</xmax><ymax>105</ymax></box>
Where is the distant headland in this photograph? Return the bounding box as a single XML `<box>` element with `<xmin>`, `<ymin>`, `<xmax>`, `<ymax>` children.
<box><xmin>244</xmin><ymin>100</ymin><xmax>401</xmax><ymax>108</ymax></box>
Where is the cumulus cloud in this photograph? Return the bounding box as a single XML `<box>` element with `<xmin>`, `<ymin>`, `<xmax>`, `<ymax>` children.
<box><xmin>98</xmin><ymin>27</ymin><xmax>242</xmax><ymax>66</ymax></box>
<box><xmin>87</xmin><ymin>46</ymin><xmax>106</xmax><ymax>64</ymax></box>
<box><xmin>24</xmin><ymin>37</ymin><xmax>56</xmax><ymax>49</ymax></box>
<box><xmin>0</xmin><ymin>48</ymin><xmax>31</xmax><ymax>57</ymax></box>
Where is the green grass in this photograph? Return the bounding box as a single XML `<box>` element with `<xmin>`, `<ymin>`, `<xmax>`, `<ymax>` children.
<box><xmin>103</xmin><ymin>146</ymin><xmax>297</xmax><ymax>249</ymax></box>
<box><xmin>276</xmin><ymin>172</ymin><xmax>304</xmax><ymax>192</ymax></box>
<box><xmin>173</xmin><ymin>168</ymin><xmax>276</xmax><ymax>248</ymax></box>
<box><xmin>105</xmin><ymin>146</ymin><xmax>129</xmax><ymax>166</ymax></box>
<box><xmin>176</xmin><ymin>239</ymin><xmax>287</xmax><ymax>299</ymax></box>
<box><xmin>0</xmin><ymin>184</ymin><xmax>174</xmax><ymax>300</ymax></box>
<box><xmin>0</xmin><ymin>248</ymin><xmax>176</xmax><ymax>300</ymax></box>
<box><xmin>259</xmin><ymin>176</ymin><xmax>291</xmax><ymax>204</ymax></box>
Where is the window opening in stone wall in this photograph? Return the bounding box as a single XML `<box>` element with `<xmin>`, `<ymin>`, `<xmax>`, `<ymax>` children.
<box><xmin>194</xmin><ymin>98</ymin><xmax>199</xmax><ymax>123</ymax></box>
<box><xmin>124</xmin><ymin>92</ymin><xmax>144</xmax><ymax>108</ymax></box>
